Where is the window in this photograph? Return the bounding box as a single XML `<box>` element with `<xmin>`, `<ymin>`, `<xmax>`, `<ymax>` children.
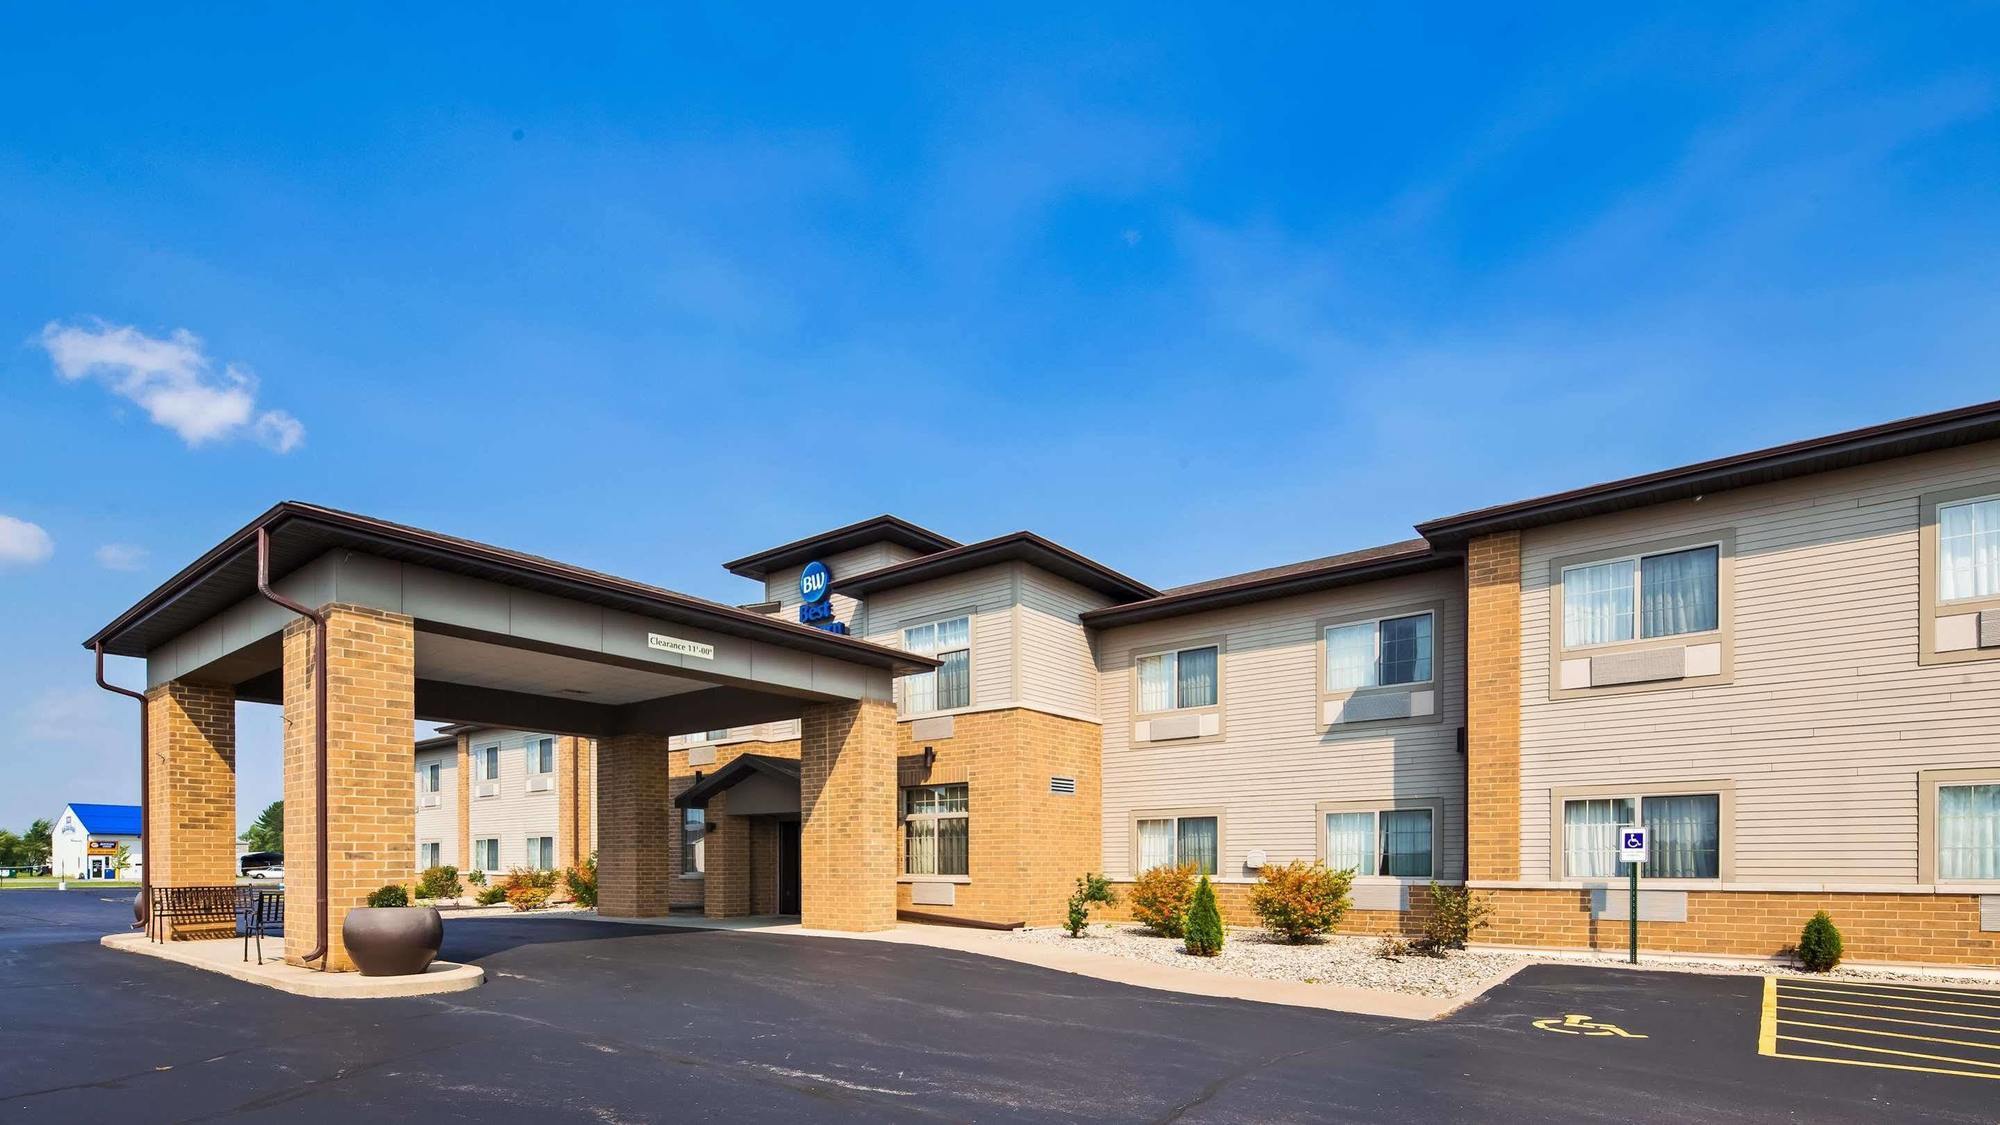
<box><xmin>681</xmin><ymin>808</ymin><xmax>706</xmax><ymax>875</ymax></box>
<box><xmin>525</xmin><ymin>836</ymin><xmax>555</xmax><ymax>871</ymax></box>
<box><xmin>1322</xmin><ymin>807</ymin><xmax>1434</xmax><ymax>877</ymax></box>
<box><xmin>1325</xmin><ymin>613</ymin><xmax>1434</xmax><ymax>691</ymax></box>
<box><xmin>419</xmin><ymin>841</ymin><xmax>441</xmax><ymax>869</ymax></box>
<box><xmin>526</xmin><ymin>737</ymin><xmax>555</xmax><ymax>776</ymax></box>
<box><xmin>1939</xmin><ymin>497</ymin><xmax>2000</xmax><ymax>603</ymax></box>
<box><xmin>480</xmin><ymin>746</ymin><xmax>500</xmax><ymax>781</ymax></box>
<box><xmin>1563</xmin><ymin>545</ymin><xmax>1719</xmax><ymax>648</ymax></box>
<box><xmin>424</xmin><ymin>762</ymin><xmax>441</xmax><ymax>794</ymax></box>
<box><xmin>1135</xmin><ymin>814</ymin><xmax>1219</xmax><ymax>876</ymax></box>
<box><xmin>1938</xmin><ymin>783</ymin><xmax>1999</xmax><ymax>881</ymax></box>
<box><xmin>473</xmin><ymin>838</ymin><xmax>500</xmax><ymax>872</ymax></box>
<box><xmin>1137</xmin><ymin>646</ymin><xmax>1219</xmax><ymax>713</ymax></box>
<box><xmin>903</xmin><ymin>784</ymin><xmax>968</xmax><ymax>876</ymax></box>
<box><xmin>903</xmin><ymin>616</ymin><xmax>970</xmax><ymax>713</ymax></box>
<box><xmin>687</xmin><ymin>729</ymin><xmax>730</xmax><ymax>745</ymax></box>
<box><xmin>1562</xmin><ymin>793</ymin><xmax>1720</xmax><ymax>879</ymax></box>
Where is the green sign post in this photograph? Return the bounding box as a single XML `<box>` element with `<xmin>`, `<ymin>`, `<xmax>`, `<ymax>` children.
<box><xmin>1618</xmin><ymin>826</ymin><xmax>1648</xmax><ymax>964</ymax></box>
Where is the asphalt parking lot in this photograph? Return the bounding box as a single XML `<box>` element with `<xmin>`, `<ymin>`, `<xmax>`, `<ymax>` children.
<box><xmin>1</xmin><ymin>889</ymin><xmax>1992</xmax><ymax>1123</ymax></box>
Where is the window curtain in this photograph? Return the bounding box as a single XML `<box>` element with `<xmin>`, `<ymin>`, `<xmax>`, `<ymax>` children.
<box><xmin>1380</xmin><ymin>809</ymin><xmax>1434</xmax><ymax>877</ymax></box>
<box><xmin>1324</xmin><ymin>812</ymin><xmax>1375</xmax><ymax>876</ymax></box>
<box><xmin>1562</xmin><ymin>798</ymin><xmax>1634</xmax><ymax>877</ymax></box>
<box><xmin>1640</xmin><ymin>547</ymin><xmax>1719</xmax><ymax>639</ymax></box>
<box><xmin>1940</xmin><ymin>498</ymin><xmax>2000</xmax><ymax>601</ymax></box>
<box><xmin>1642</xmin><ymin>794</ymin><xmax>1719</xmax><ymax>878</ymax></box>
<box><xmin>1138</xmin><ymin>653</ymin><xmax>1175</xmax><ymax>713</ymax></box>
<box><xmin>1564</xmin><ymin>560</ymin><xmax>1635</xmax><ymax>647</ymax></box>
<box><xmin>1176</xmin><ymin>816</ymin><xmax>1219</xmax><ymax>875</ymax></box>
<box><xmin>936</xmin><ymin>649</ymin><xmax>971</xmax><ymax>710</ymax></box>
<box><xmin>1939</xmin><ymin>784</ymin><xmax>2000</xmax><ymax>881</ymax></box>
<box><xmin>1177</xmin><ymin>647</ymin><xmax>1218</xmax><ymax>709</ymax></box>
<box><xmin>1326</xmin><ymin>623</ymin><xmax>1377</xmax><ymax>690</ymax></box>
<box><xmin>1137</xmin><ymin>819</ymin><xmax>1176</xmax><ymax>871</ymax></box>
<box><xmin>936</xmin><ymin>815</ymin><xmax>969</xmax><ymax>876</ymax></box>
<box><xmin>1379</xmin><ymin>614</ymin><xmax>1433</xmax><ymax>686</ymax></box>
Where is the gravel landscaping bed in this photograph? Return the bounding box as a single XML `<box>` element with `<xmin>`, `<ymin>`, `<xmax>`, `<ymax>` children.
<box><xmin>1010</xmin><ymin>924</ymin><xmax>1525</xmax><ymax>998</ymax></box>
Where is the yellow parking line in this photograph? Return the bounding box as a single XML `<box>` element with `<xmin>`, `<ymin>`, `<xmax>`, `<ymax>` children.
<box><xmin>1758</xmin><ymin>976</ymin><xmax>1776</xmax><ymax>1055</ymax></box>
<box><xmin>1776</xmin><ymin>1018</ymin><xmax>2000</xmax><ymax>1053</ymax></box>
<box><xmin>1776</xmin><ymin>1034</ymin><xmax>2000</xmax><ymax>1072</ymax></box>
<box><xmin>1778</xmin><ymin>977</ymin><xmax>2000</xmax><ymax>1001</ymax></box>
<box><xmin>1768</xmin><ymin>1050</ymin><xmax>2000</xmax><ymax>1082</ymax></box>
<box><xmin>1769</xmin><ymin>994</ymin><xmax>2000</xmax><ymax>1021</ymax></box>
<box><xmin>1779</xmin><ymin>1004</ymin><xmax>2000</xmax><ymax>1037</ymax></box>
<box><xmin>1777</xmin><ymin>983</ymin><xmax>2000</xmax><ymax>1011</ymax></box>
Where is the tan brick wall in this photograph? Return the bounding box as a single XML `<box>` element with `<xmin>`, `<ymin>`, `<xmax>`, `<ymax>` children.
<box><xmin>748</xmin><ymin>817</ymin><xmax>780</xmax><ymax>915</ymax></box>
<box><xmin>282</xmin><ymin>604</ymin><xmax>417</xmax><ymax>970</ymax></box>
<box><xmin>145</xmin><ymin>679</ymin><xmax>237</xmax><ymax>938</ymax></box>
<box><xmin>666</xmin><ymin>740</ymin><xmax>798</xmax><ymax>908</ymax></box>
<box><xmin>557</xmin><ymin>735</ymin><xmax>594</xmax><ymax>870</ymax></box>
<box><xmin>1479</xmin><ymin>887</ymin><xmax>2000</xmax><ymax>966</ymax></box>
<box><xmin>1466</xmin><ymin>532</ymin><xmax>1522</xmax><ymax>881</ymax></box>
<box><xmin>800</xmin><ymin>699</ymin><xmax>898</xmax><ymax>931</ymax></box>
<box><xmin>595</xmin><ymin>732</ymin><xmax>671</xmax><ymax>917</ymax></box>
<box><xmin>702</xmin><ymin>790</ymin><xmax>752</xmax><ymax>918</ymax></box>
<box><xmin>892</xmin><ymin>708</ymin><xmax>1101</xmax><ymax>928</ymax></box>
<box><xmin>455</xmin><ymin>732</ymin><xmax>471</xmax><ymax>872</ymax></box>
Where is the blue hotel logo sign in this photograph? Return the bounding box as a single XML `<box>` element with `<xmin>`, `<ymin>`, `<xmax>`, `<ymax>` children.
<box><xmin>796</xmin><ymin>560</ymin><xmax>849</xmax><ymax>634</ymax></box>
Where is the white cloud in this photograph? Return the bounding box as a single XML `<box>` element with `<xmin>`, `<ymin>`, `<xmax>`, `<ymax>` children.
<box><xmin>94</xmin><ymin>543</ymin><xmax>148</xmax><ymax>571</ymax></box>
<box><xmin>39</xmin><ymin>320</ymin><xmax>306</xmax><ymax>452</ymax></box>
<box><xmin>0</xmin><ymin>515</ymin><xmax>54</xmax><ymax>567</ymax></box>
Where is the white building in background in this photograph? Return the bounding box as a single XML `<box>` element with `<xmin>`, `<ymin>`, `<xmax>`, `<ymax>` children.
<box><xmin>52</xmin><ymin>803</ymin><xmax>142</xmax><ymax>879</ymax></box>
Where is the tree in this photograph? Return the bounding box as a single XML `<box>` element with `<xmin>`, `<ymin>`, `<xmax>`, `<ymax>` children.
<box><xmin>1064</xmin><ymin>872</ymin><xmax>1117</xmax><ymax>937</ymax></box>
<box><xmin>112</xmin><ymin>842</ymin><xmax>132</xmax><ymax>876</ymax></box>
<box><xmin>22</xmin><ymin>819</ymin><xmax>53</xmax><ymax>866</ymax></box>
<box><xmin>241</xmin><ymin>801</ymin><xmax>284</xmax><ymax>854</ymax></box>
<box><xmin>1183</xmin><ymin>875</ymin><xmax>1225</xmax><ymax>957</ymax></box>
<box><xmin>0</xmin><ymin>830</ymin><xmax>21</xmax><ymax>868</ymax></box>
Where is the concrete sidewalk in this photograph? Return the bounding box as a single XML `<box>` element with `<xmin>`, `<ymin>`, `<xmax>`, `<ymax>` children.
<box><xmin>101</xmin><ymin>931</ymin><xmax>484</xmax><ymax>998</ymax></box>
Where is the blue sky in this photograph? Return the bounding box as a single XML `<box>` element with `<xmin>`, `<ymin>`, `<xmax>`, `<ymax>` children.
<box><xmin>2</xmin><ymin>5</ymin><xmax>1997</xmax><ymax>829</ymax></box>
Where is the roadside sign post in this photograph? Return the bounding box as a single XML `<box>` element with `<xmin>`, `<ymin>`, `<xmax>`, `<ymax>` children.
<box><xmin>1618</xmin><ymin>826</ymin><xmax>1648</xmax><ymax>964</ymax></box>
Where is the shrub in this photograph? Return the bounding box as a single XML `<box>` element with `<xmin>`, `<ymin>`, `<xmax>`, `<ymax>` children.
<box><xmin>1798</xmin><ymin>911</ymin><xmax>1844</xmax><ymax>972</ymax></box>
<box><xmin>1064</xmin><ymin>873</ymin><xmax>1117</xmax><ymax>937</ymax></box>
<box><xmin>1183</xmin><ymin>875</ymin><xmax>1225</xmax><ymax>957</ymax></box>
<box><xmin>466</xmin><ymin>869</ymin><xmax>487</xmax><ymax>887</ymax></box>
<box><xmin>416</xmin><ymin>865</ymin><xmax>462</xmax><ymax>900</ymax></box>
<box><xmin>1248</xmin><ymin>860</ymin><xmax>1352</xmax><ymax>943</ymax></box>
<box><xmin>366</xmin><ymin>884</ymin><xmax>409</xmax><ymax>908</ymax></box>
<box><xmin>1129</xmin><ymin>862</ymin><xmax>1198</xmax><ymax>938</ymax></box>
<box><xmin>475</xmin><ymin>885</ymin><xmax>508</xmax><ymax>906</ymax></box>
<box><xmin>506</xmin><ymin>866</ymin><xmax>559</xmax><ymax>892</ymax></box>
<box><xmin>564</xmin><ymin>854</ymin><xmax>598</xmax><ymax>909</ymax></box>
<box><xmin>1411</xmin><ymin>882</ymin><xmax>1493</xmax><ymax>956</ymax></box>
<box><xmin>507</xmin><ymin>884</ymin><xmax>552</xmax><ymax>911</ymax></box>
<box><xmin>1375</xmin><ymin>934</ymin><xmax>1412</xmax><ymax>960</ymax></box>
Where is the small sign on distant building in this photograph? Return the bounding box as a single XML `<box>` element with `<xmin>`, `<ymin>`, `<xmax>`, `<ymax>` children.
<box><xmin>647</xmin><ymin>633</ymin><xmax>715</xmax><ymax>660</ymax></box>
<box><xmin>1618</xmin><ymin>826</ymin><xmax>1648</xmax><ymax>864</ymax></box>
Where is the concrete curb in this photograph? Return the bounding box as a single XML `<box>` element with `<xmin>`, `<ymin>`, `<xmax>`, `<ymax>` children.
<box><xmin>101</xmin><ymin>932</ymin><xmax>484</xmax><ymax>999</ymax></box>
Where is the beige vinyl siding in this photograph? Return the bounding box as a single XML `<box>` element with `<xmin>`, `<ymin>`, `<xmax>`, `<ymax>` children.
<box><xmin>862</xmin><ymin>563</ymin><xmax>1015</xmax><ymax>716</ymax></box>
<box><xmin>463</xmin><ymin>729</ymin><xmax>562</xmax><ymax>873</ymax></box>
<box><xmin>413</xmin><ymin>746</ymin><xmax>458</xmax><ymax>867</ymax></box>
<box><xmin>1097</xmin><ymin>567</ymin><xmax>1467</xmax><ymax>882</ymax></box>
<box><xmin>762</xmin><ymin>541</ymin><xmax>921</xmax><ymax>637</ymax></box>
<box><xmin>1517</xmin><ymin>438</ymin><xmax>2000</xmax><ymax>885</ymax></box>
<box><xmin>1015</xmin><ymin>567</ymin><xmax>1113</xmax><ymax>721</ymax></box>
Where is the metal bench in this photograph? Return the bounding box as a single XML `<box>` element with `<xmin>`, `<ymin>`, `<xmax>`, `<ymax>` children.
<box><xmin>147</xmin><ymin>885</ymin><xmax>242</xmax><ymax>943</ymax></box>
<box><xmin>243</xmin><ymin>888</ymin><xmax>284</xmax><ymax>964</ymax></box>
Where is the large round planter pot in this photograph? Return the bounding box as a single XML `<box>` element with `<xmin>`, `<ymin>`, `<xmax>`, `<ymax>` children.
<box><xmin>342</xmin><ymin>906</ymin><xmax>443</xmax><ymax>976</ymax></box>
<box><xmin>133</xmin><ymin>891</ymin><xmax>147</xmax><ymax>926</ymax></box>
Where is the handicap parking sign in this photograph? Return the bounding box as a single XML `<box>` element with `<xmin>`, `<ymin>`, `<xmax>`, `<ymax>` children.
<box><xmin>1617</xmin><ymin>826</ymin><xmax>1648</xmax><ymax>863</ymax></box>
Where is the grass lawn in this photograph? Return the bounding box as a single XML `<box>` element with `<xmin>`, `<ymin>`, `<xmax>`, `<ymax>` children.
<box><xmin>0</xmin><ymin>877</ymin><xmax>141</xmax><ymax>890</ymax></box>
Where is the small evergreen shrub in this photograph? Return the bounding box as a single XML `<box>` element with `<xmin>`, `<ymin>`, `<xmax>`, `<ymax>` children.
<box><xmin>1248</xmin><ymin>860</ymin><xmax>1352</xmax><ymax>943</ymax></box>
<box><xmin>564</xmin><ymin>854</ymin><xmax>598</xmax><ymax>909</ymax></box>
<box><xmin>366</xmin><ymin>884</ymin><xmax>409</xmax><ymax>908</ymax></box>
<box><xmin>466</xmin><ymin>869</ymin><xmax>487</xmax><ymax>887</ymax></box>
<box><xmin>1064</xmin><ymin>872</ymin><xmax>1117</xmax><ymax>937</ymax></box>
<box><xmin>475</xmin><ymin>884</ymin><xmax>508</xmax><ymax>906</ymax></box>
<box><xmin>416</xmin><ymin>865</ymin><xmax>462</xmax><ymax>900</ymax></box>
<box><xmin>1412</xmin><ymin>882</ymin><xmax>1493</xmax><ymax>956</ymax></box>
<box><xmin>1183</xmin><ymin>875</ymin><xmax>1225</xmax><ymax>957</ymax></box>
<box><xmin>1798</xmin><ymin>911</ymin><xmax>1844</xmax><ymax>972</ymax></box>
<box><xmin>506</xmin><ymin>884</ymin><xmax>551</xmax><ymax>911</ymax></box>
<box><xmin>1130</xmin><ymin>862</ymin><xmax>1198</xmax><ymax>938</ymax></box>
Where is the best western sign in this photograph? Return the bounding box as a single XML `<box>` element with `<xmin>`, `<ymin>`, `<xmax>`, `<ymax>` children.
<box><xmin>796</xmin><ymin>561</ymin><xmax>850</xmax><ymax>635</ymax></box>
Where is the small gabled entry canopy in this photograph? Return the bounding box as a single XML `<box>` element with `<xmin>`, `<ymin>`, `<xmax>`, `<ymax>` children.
<box><xmin>674</xmin><ymin>754</ymin><xmax>800</xmax><ymax>810</ymax></box>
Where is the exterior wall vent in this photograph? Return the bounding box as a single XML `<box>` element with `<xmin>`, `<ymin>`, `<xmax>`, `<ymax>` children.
<box><xmin>1049</xmin><ymin>775</ymin><xmax>1077</xmax><ymax>795</ymax></box>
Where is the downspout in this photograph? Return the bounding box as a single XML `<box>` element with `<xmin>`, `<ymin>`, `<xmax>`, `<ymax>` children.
<box><xmin>93</xmin><ymin>643</ymin><xmax>147</xmax><ymax>929</ymax></box>
<box><xmin>255</xmin><ymin>527</ymin><xmax>331</xmax><ymax>970</ymax></box>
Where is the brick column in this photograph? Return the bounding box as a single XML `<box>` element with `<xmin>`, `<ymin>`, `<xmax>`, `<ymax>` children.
<box><xmin>596</xmin><ymin>733</ymin><xmax>670</xmax><ymax>917</ymax></box>
<box><xmin>702</xmin><ymin>792</ymin><xmax>751</xmax><ymax>917</ymax></box>
<box><xmin>800</xmin><ymin>698</ymin><xmax>897</xmax><ymax>931</ymax></box>
<box><xmin>145</xmin><ymin>680</ymin><xmax>237</xmax><ymax>938</ymax></box>
<box><xmin>455</xmin><ymin>732</ymin><xmax>471</xmax><ymax>871</ymax></box>
<box><xmin>1466</xmin><ymin>532</ymin><xmax>1523</xmax><ymax>882</ymax></box>
<box><xmin>282</xmin><ymin>604</ymin><xmax>417</xmax><ymax>970</ymax></box>
<box><xmin>558</xmin><ymin>736</ymin><xmax>594</xmax><ymax>870</ymax></box>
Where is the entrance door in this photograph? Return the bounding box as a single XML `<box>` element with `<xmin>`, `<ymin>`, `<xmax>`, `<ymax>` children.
<box><xmin>777</xmin><ymin>820</ymin><xmax>801</xmax><ymax>916</ymax></box>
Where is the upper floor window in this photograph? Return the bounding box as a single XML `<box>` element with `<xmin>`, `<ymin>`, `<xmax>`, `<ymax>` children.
<box><xmin>424</xmin><ymin>762</ymin><xmax>441</xmax><ymax>794</ymax></box>
<box><xmin>1939</xmin><ymin>496</ymin><xmax>2000</xmax><ymax>602</ymax></box>
<box><xmin>1137</xmin><ymin>645</ymin><xmax>1218</xmax><ymax>713</ymax></box>
<box><xmin>479</xmin><ymin>746</ymin><xmax>500</xmax><ymax>782</ymax></box>
<box><xmin>1562</xmin><ymin>545</ymin><xmax>1719</xmax><ymax>648</ymax></box>
<box><xmin>526</xmin><ymin>737</ymin><xmax>555</xmax><ymax>776</ymax></box>
<box><xmin>903</xmin><ymin>616</ymin><xmax>970</xmax><ymax>713</ymax></box>
<box><xmin>687</xmin><ymin>729</ymin><xmax>730</xmax><ymax>745</ymax></box>
<box><xmin>1326</xmin><ymin>612</ymin><xmax>1433</xmax><ymax>690</ymax></box>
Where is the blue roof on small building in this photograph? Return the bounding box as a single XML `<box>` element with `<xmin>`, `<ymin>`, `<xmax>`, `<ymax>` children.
<box><xmin>67</xmin><ymin>803</ymin><xmax>141</xmax><ymax>835</ymax></box>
